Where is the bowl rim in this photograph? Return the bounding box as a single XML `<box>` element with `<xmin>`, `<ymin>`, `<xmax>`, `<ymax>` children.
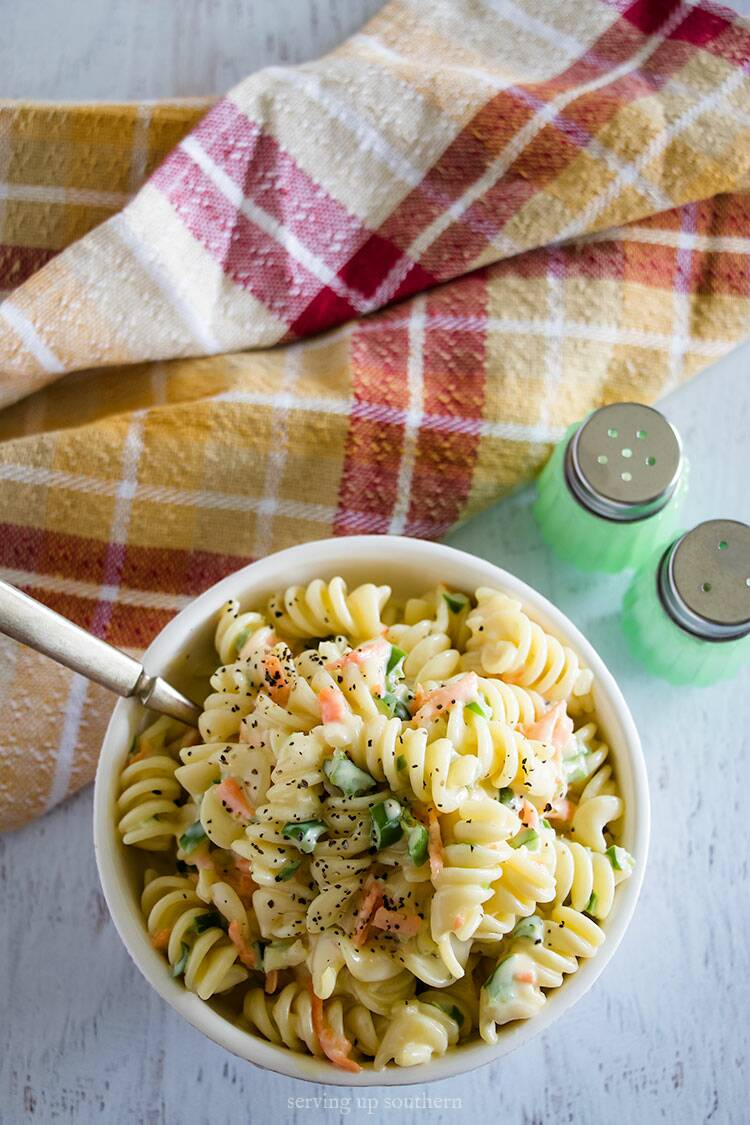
<box><xmin>93</xmin><ymin>534</ymin><xmax>650</xmax><ymax>1086</ymax></box>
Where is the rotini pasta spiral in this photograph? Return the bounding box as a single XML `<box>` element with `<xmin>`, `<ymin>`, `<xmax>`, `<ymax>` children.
<box><xmin>308</xmin><ymin>853</ymin><xmax>373</xmax><ymax>933</ymax></box>
<box><xmin>563</xmin><ymin>719</ymin><xmax>610</xmax><ymax>788</ymax></box>
<box><xmin>245</xmin><ymin>644</ymin><xmax>384</xmax><ymax>747</ymax></box>
<box><xmin>214</xmin><ymin>598</ymin><xmax>274</xmax><ymax>665</ymax></box>
<box><xmin>419</xmin><ymin>975</ymin><xmax>477</xmax><ymax>1041</ymax></box>
<box><xmin>342</xmin><ymin>714</ymin><xmax>405</xmax><ymax>791</ymax></box>
<box><xmin>174</xmin><ymin>740</ymin><xmax>273</xmax><ymax>850</ymax></box>
<box><xmin>232</xmin><ymin>731</ymin><xmax>321</xmax><ymax>941</ymax></box>
<box><xmin>305</xmin><ymin>792</ymin><xmax>389</xmax><ymax>932</ymax></box>
<box><xmin>268</xmin><ymin>578</ymin><xmax>390</xmax><ymax>642</ymax></box>
<box><xmin>198</xmin><ymin>661</ymin><xmax>257</xmax><ymax>743</ymax></box>
<box><xmin>424</xmin><ymin>695</ymin><xmax>549</xmax><ymax>795</ymax></box>
<box><xmin>176</xmin><ymin>739</ymin><xmax>273</xmax><ymax>802</ymax></box>
<box><xmin>401</xmin><ymin>585</ymin><xmax>472</xmax><ymax>649</ymax></box>
<box><xmin>430</xmin><ymin>795</ymin><xmax>518</xmax><ymax>976</ymax></box>
<box><xmin>431</xmin><ymin>841</ymin><xmax>507</xmax><ymax>976</ymax></box>
<box><xmin>387</xmin><ymin>618</ymin><xmax>461</xmax><ymax>684</ymax></box>
<box><xmin>257</xmin><ymin>730</ymin><xmax>326</xmax><ymax>822</ymax></box>
<box><xmin>552</xmin><ymin>838</ymin><xmax>615</xmax><ymax>919</ymax></box>
<box><xmin>478</xmin><ymin>906</ymin><xmax>605</xmax><ymax>1042</ymax></box>
<box><xmin>242</xmin><ymin>979</ymin><xmax>320</xmax><ymax>1055</ymax></box>
<box><xmin>448</xmin><ymin>791</ymin><xmax>518</xmax><ymax>847</ymax></box>
<box><xmin>141</xmin><ymin>872</ymin><xmax>248</xmax><ymax>999</ymax></box>
<box><xmin>309</xmin><ymin>930</ymin><xmax>404</xmax><ymax>1000</ymax></box>
<box><xmin>335</xmin><ymin>965</ymin><xmax>417</xmax><ymax>1016</ymax></box>
<box><xmin>570</xmin><ymin>765</ymin><xmax>623</xmax><ymax>852</ymax></box>
<box><xmin>396</xmin><ymin>727</ymin><xmax>471</xmax><ymax>813</ymax></box>
<box><xmin>397</xmin><ymin>928</ymin><xmax>473</xmax><ymax>988</ymax></box>
<box><xmin>242</xmin><ymin>976</ymin><xmax>388</xmax><ymax>1066</ymax></box>
<box><xmin>464</xmin><ymin>587</ymin><xmax>592</xmax><ymax>702</ymax></box>
<box><xmin>342</xmin><ymin>718</ymin><xmax>476</xmax><ymax>814</ymax></box>
<box><xmin>476</xmin><ymin>676</ymin><xmax>546</xmax><ymax>727</ymax></box>
<box><xmin>478</xmin><ymin>824</ymin><xmax>557</xmax><ymax>939</ymax></box>
<box><xmin>546</xmin><ymin>904</ymin><xmax>606</xmax><ymax>958</ymax></box>
<box><xmin>504</xmin><ymin>916</ymin><xmax>577</xmax><ymax>992</ymax></box>
<box><xmin>118</xmin><ymin>577</ymin><xmax>634</xmax><ymax>1074</ymax></box>
<box><xmin>117</xmin><ymin>717</ymin><xmax>196</xmax><ymax>850</ymax></box>
<box><xmin>373</xmin><ymin>998</ymin><xmax>457</xmax><ymax>1069</ymax></box>
<box><xmin>200</xmin><ymin>633</ymin><xmax>297</xmax><ymax>745</ymax></box>
<box><xmin>233</xmin><ymin>822</ymin><xmax>316</xmax><ymax>940</ymax></box>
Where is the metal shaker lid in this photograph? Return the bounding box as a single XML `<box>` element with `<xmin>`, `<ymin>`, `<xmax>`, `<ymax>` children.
<box><xmin>659</xmin><ymin>520</ymin><xmax>750</xmax><ymax>642</ymax></box>
<box><xmin>565</xmin><ymin>403</ymin><xmax>683</xmax><ymax>522</ymax></box>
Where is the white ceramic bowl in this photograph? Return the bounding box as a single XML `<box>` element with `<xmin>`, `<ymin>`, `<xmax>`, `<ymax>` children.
<box><xmin>93</xmin><ymin>536</ymin><xmax>649</xmax><ymax>1086</ymax></box>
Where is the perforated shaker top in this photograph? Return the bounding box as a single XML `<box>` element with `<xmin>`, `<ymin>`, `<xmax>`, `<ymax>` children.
<box><xmin>661</xmin><ymin>520</ymin><xmax>750</xmax><ymax>640</ymax></box>
<box><xmin>565</xmin><ymin>403</ymin><xmax>683</xmax><ymax>521</ymax></box>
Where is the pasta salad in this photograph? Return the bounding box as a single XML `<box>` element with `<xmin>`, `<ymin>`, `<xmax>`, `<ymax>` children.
<box><xmin>117</xmin><ymin>578</ymin><xmax>634</xmax><ymax>1072</ymax></box>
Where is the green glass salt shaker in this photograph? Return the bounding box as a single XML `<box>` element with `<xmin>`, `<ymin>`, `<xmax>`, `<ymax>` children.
<box><xmin>622</xmin><ymin>520</ymin><xmax>750</xmax><ymax>685</ymax></box>
<box><xmin>533</xmin><ymin>403</ymin><xmax>688</xmax><ymax>572</ymax></box>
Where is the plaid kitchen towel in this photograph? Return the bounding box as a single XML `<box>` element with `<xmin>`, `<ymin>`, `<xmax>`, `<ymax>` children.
<box><xmin>2</xmin><ymin>0</ymin><xmax>750</xmax><ymax>830</ymax></box>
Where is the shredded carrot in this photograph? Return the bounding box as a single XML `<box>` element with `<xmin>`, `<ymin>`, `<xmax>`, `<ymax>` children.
<box><xmin>412</xmin><ymin>684</ymin><xmax>428</xmax><ymax>713</ymax></box>
<box><xmin>524</xmin><ymin>701</ymin><xmax>574</xmax><ymax>749</ymax></box>
<box><xmin>325</xmin><ymin>639</ymin><xmax>390</xmax><ymax>694</ymax></box>
<box><xmin>514</xmin><ymin>969</ymin><xmax>536</xmax><ymax>984</ymax></box>
<box><xmin>371</xmin><ymin>906</ymin><xmax>420</xmax><ymax>938</ymax></box>
<box><xmin>216</xmin><ymin>777</ymin><xmax>255</xmax><ymax>821</ymax></box>
<box><xmin>262</xmin><ymin>652</ymin><xmax>292</xmax><ymax>705</ymax></box>
<box><xmin>428</xmin><ymin>808</ymin><xmax>444</xmax><ymax>879</ymax></box>
<box><xmin>226</xmin><ymin>856</ymin><xmax>258</xmax><ymax>902</ymax></box>
<box><xmin>264</xmin><ymin>970</ymin><xmax>279</xmax><ymax>994</ymax></box>
<box><xmin>412</xmin><ymin>673</ymin><xmax>479</xmax><ymax>722</ymax></box>
<box><xmin>228</xmin><ymin>921</ymin><xmax>257</xmax><ymax>968</ymax></box>
<box><xmin>553</xmin><ymin>707</ymin><xmax>574</xmax><ymax>749</ymax></box>
<box><xmin>308</xmin><ymin>982</ymin><xmax>361</xmax><ymax>1073</ymax></box>
<box><xmin>220</xmin><ymin>863</ymin><xmax>257</xmax><ymax>907</ymax></box>
<box><xmin>150</xmin><ymin>928</ymin><xmax>171</xmax><ymax>951</ymax></box>
<box><xmin>547</xmin><ymin>797</ymin><xmax>577</xmax><ymax>824</ymax></box>
<box><xmin>318</xmin><ymin>683</ymin><xmax>348</xmax><ymax>725</ymax></box>
<box><xmin>193</xmin><ymin>848</ymin><xmax>214</xmax><ymax>871</ymax></box>
<box><xmin>326</xmin><ymin>639</ymin><xmax>390</xmax><ymax>670</ymax></box>
<box><xmin>519</xmin><ymin>799</ymin><xmax>539</xmax><ymax>830</ymax></box>
<box><xmin>523</xmin><ymin>702</ymin><xmax>560</xmax><ymax>743</ymax></box>
<box><xmin>352</xmin><ymin>877</ymin><xmax>385</xmax><ymax>947</ymax></box>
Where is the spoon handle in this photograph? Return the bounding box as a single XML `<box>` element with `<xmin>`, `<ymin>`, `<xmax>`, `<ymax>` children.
<box><xmin>0</xmin><ymin>579</ymin><xmax>201</xmax><ymax>726</ymax></box>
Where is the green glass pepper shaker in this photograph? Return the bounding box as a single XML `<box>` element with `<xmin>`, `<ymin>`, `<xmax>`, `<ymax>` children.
<box><xmin>622</xmin><ymin>520</ymin><xmax>750</xmax><ymax>685</ymax></box>
<box><xmin>533</xmin><ymin>403</ymin><xmax>688</xmax><ymax>572</ymax></box>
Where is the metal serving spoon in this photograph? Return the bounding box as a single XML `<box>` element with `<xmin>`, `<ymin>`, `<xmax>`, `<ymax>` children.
<box><xmin>0</xmin><ymin>578</ymin><xmax>201</xmax><ymax>726</ymax></box>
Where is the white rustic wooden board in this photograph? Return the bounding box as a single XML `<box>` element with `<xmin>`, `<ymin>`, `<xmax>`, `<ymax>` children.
<box><xmin>0</xmin><ymin>0</ymin><xmax>385</xmax><ymax>101</ymax></box>
<box><xmin>1</xmin><ymin>2</ymin><xmax>749</xmax><ymax>1123</ymax></box>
